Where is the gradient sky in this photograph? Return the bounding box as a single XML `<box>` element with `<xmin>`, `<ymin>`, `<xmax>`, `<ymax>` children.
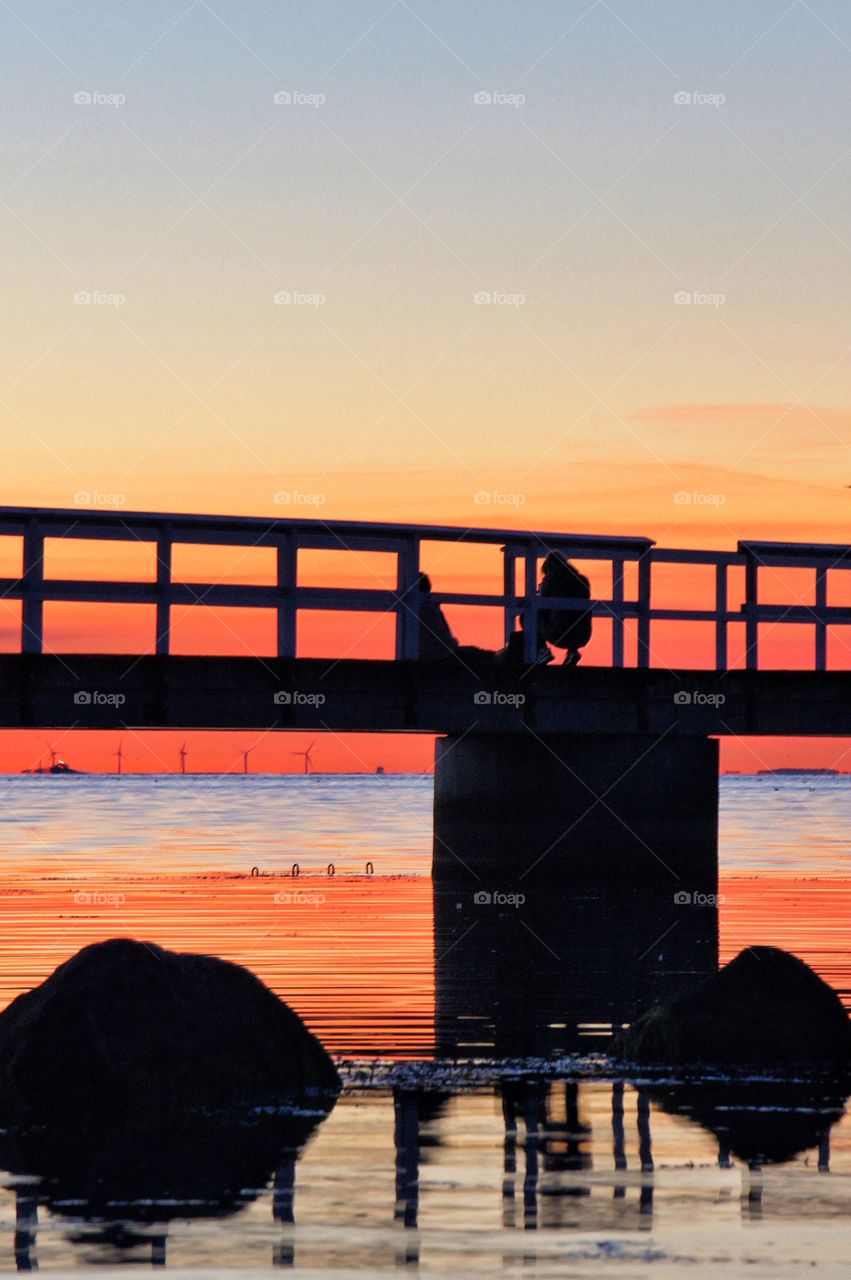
<box><xmin>2</xmin><ymin>1</ymin><xmax>850</xmax><ymax>771</ymax></box>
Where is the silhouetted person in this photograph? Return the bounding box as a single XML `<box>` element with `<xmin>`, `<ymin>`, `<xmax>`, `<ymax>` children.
<box><xmin>416</xmin><ymin>573</ymin><xmax>460</xmax><ymax>660</ymax></box>
<box><xmin>539</xmin><ymin>552</ymin><xmax>592</xmax><ymax>666</ymax></box>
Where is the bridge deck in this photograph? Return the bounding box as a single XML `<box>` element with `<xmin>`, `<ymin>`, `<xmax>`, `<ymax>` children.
<box><xmin>2</xmin><ymin>655</ymin><xmax>849</xmax><ymax>737</ymax></box>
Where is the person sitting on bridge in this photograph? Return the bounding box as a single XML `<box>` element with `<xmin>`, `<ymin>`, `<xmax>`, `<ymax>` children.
<box><xmin>416</xmin><ymin>573</ymin><xmax>460</xmax><ymax>660</ymax></box>
<box><xmin>538</xmin><ymin>552</ymin><xmax>593</xmax><ymax>666</ymax></box>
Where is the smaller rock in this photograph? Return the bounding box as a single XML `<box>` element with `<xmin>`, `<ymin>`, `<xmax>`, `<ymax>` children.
<box><xmin>618</xmin><ymin>946</ymin><xmax>851</xmax><ymax>1068</ymax></box>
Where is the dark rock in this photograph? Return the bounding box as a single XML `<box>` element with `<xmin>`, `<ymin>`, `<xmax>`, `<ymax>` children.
<box><xmin>617</xmin><ymin>946</ymin><xmax>851</xmax><ymax>1068</ymax></box>
<box><xmin>0</xmin><ymin>938</ymin><xmax>339</xmax><ymax>1125</ymax></box>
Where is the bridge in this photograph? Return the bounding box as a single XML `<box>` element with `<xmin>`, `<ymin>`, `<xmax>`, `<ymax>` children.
<box><xmin>0</xmin><ymin>506</ymin><xmax>848</xmax><ymax>891</ymax></box>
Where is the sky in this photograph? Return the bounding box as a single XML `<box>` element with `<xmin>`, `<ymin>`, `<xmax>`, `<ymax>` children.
<box><xmin>2</xmin><ymin>0</ymin><xmax>850</xmax><ymax>772</ymax></box>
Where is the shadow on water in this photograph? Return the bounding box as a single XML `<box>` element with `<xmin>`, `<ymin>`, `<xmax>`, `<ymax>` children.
<box><xmin>0</xmin><ymin>1100</ymin><xmax>336</xmax><ymax>1270</ymax></box>
<box><xmin>434</xmin><ymin>877</ymin><xmax>719</xmax><ymax>1058</ymax></box>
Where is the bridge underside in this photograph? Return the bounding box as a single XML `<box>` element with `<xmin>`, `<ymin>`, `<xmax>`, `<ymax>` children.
<box><xmin>1</xmin><ymin>655</ymin><xmax>848</xmax><ymax>736</ymax></box>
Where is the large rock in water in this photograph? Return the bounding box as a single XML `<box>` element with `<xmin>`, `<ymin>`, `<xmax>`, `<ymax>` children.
<box><xmin>0</xmin><ymin>939</ymin><xmax>339</xmax><ymax>1125</ymax></box>
<box><xmin>618</xmin><ymin>946</ymin><xmax>851</xmax><ymax>1068</ymax></box>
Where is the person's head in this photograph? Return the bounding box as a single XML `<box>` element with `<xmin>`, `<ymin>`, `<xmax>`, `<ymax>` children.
<box><xmin>542</xmin><ymin>551</ymin><xmax>568</xmax><ymax>575</ymax></box>
<box><xmin>417</xmin><ymin>572</ymin><xmax>432</xmax><ymax>593</ymax></box>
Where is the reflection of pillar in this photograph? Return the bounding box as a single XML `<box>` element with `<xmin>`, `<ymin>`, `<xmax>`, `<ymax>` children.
<box><xmin>394</xmin><ymin>1092</ymin><xmax>420</xmax><ymax>1230</ymax></box>
<box><xmin>637</xmin><ymin>1091</ymin><xmax>654</xmax><ymax>1220</ymax></box>
<box><xmin>522</xmin><ymin>1091</ymin><xmax>542</xmax><ymax>1232</ymax></box>
<box><xmin>744</xmin><ymin>1164</ymin><xmax>763</xmax><ymax>1220</ymax></box>
<box><xmin>718</xmin><ymin>1141</ymin><xmax>732</xmax><ymax>1169</ymax></box>
<box><xmin>818</xmin><ymin>1131</ymin><xmax>831</xmax><ymax>1173</ymax></box>
<box><xmin>273</xmin><ymin>1159</ymin><xmax>296</xmax><ymax>1224</ymax></box>
<box><xmin>612</xmin><ymin>1081</ymin><xmax>627</xmax><ymax>1199</ymax></box>
<box><xmin>502</xmin><ymin>1089</ymin><xmax>518</xmax><ymax>1228</ymax></box>
<box><xmin>273</xmin><ymin>1158</ymin><xmax>296</xmax><ymax>1267</ymax></box>
<box><xmin>14</xmin><ymin>1189</ymin><xmax>37</xmax><ymax>1272</ymax></box>
<box><xmin>151</xmin><ymin>1234</ymin><xmax>167</xmax><ymax>1267</ymax></box>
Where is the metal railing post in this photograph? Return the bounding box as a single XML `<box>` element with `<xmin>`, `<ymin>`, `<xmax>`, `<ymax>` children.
<box><xmin>522</xmin><ymin>550</ymin><xmax>539</xmax><ymax>662</ymax></box>
<box><xmin>155</xmin><ymin>531</ymin><xmax>171</xmax><ymax>656</ymax></box>
<box><xmin>745</xmin><ymin>556</ymin><xmax>759</xmax><ymax>671</ymax></box>
<box><xmin>815</xmin><ymin>566</ymin><xmax>827</xmax><ymax>672</ymax></box>
<box><xmin>276</xmin><ymin>531</ymin><xmax>298</xmax><ymax>659</ymax></box>
<box><xmin>637</xmin><ymin>552</ymin><xmax>651</xmax><ymax>668</ymax></box>
<box><xmin>612</xmin><ymin>559</ymin><xmax>625</xmax><ymax>668</ymax></box>
<box><xmin>21</xmin><ymin>520</ymin><xmax>44</xmax><ymax>654</ymax></box>
<box><xmin>396</xmin><ymin>537</ymin><xmax>421</xmax><ymax>660</ymax></box>
<box><xmin>715</xmin><ymin>561</ymin><xmax>728</xmax><ymax>671</ymax></box>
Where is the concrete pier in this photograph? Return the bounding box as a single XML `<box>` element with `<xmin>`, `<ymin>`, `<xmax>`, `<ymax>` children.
<box><xmin>433</xmin><ymin>732</ymin><xmax>719</xmax><ymax>887</ymax></box>
<box><xmin>432</xmin><ymin>732</ymin><xmax>720</xmax><ymax>1055</ymax></box>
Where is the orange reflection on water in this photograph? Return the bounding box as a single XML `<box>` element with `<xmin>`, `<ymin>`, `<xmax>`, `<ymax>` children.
<box><xmin>0</xmin><ymin>873</ymin><xmax>435</xmax><ymax>1059</ymax></box>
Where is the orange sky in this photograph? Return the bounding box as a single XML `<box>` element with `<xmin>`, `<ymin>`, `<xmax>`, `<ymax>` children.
<box><xmin>3</xmin><ymin>5</ymin><xmax>851</xmax><ymax>772</ymax></box>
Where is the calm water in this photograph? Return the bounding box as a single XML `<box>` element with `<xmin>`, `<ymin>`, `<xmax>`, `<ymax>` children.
<box><xmin>0</xmin><ymin>773</ymin><xmax>848</xmax><ymax>1274</ymax></box>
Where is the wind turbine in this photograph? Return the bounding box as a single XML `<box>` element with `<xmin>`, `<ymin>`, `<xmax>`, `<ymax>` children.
<box><xmin>290</xmin><ymin>740</ymin><xmax>315</xmax><ymax>775</ymax></box>
<box><xmin>179</xmin><ymin>742</ymin><xmax>188</xmax><ymax>775</ymax></box>
<box><xmin>113</xmin><ymin>741</ymin><xmax>123</xmax><ymax>775</ymax></box>
<box><xmin>241</xmin><ymin>745</ymin><xmax>254</xmax><ymax>775</ymax></box>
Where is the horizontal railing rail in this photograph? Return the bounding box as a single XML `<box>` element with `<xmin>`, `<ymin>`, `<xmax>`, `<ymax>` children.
<box><xmin>0</xmin><ymin>507</ymin><xmax>848</xmax><ymax>670</ymax></box>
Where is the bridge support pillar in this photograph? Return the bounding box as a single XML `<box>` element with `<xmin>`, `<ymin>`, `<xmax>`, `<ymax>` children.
<box><xmin>433</xmin><ymin>732</ymin><xmax>718</xmax><ymax>887</ymax></box>
<box><xmin>432</xmin><ymin>733</ymin><xmax>719</xmax><ymax>1056</ymax></box>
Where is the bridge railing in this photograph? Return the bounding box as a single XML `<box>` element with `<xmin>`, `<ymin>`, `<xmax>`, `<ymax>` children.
<box><xmin>0</xmin><ymin>508</ymin><xmax>848</xmax><ymax>670</ymax></box>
